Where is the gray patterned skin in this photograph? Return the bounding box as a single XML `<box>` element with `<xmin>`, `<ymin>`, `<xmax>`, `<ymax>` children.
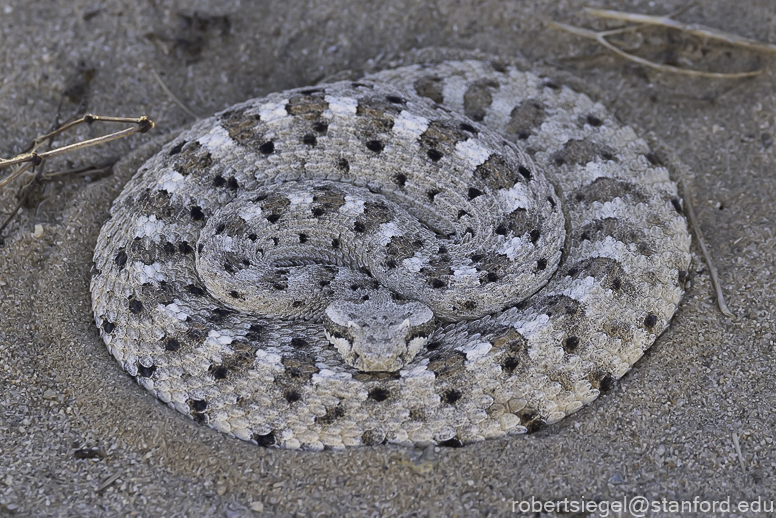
<box><xmin>91</xmin><ymin>59</ymin><xmax>691</xmax><ymax>450</ymax></box>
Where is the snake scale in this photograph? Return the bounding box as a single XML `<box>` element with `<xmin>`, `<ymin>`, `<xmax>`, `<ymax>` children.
<box><xmin>90</xmin><ymin>56</ymin><xmax>691</xmax><ymax>450</ymax></box>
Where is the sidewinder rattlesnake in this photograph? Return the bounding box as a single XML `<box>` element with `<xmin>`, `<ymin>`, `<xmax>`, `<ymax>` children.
<box><xmin>90</xmin><ymin>54</ymin><xmax>691</xmax><ymax>450</ymax></box>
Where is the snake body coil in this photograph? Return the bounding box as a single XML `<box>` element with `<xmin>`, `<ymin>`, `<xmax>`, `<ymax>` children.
<box><xmin>91</xmin><ymin>59</ymin><xmax>691</xmax><ymax>449</ymax></box>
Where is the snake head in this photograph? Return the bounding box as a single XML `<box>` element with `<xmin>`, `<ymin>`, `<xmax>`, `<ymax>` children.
<box><xmin>324</xmin><ymin>292</ymin><xmax>435</xmax><ymax>372</ymax></box>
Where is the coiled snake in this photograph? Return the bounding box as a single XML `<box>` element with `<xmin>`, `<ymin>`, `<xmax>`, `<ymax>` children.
<box><xmin>91</xmin><ymin>58</ymin><xmax>691</xmax><ymax>450</ymax></box>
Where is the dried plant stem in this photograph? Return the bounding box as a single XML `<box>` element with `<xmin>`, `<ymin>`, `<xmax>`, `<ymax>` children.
<box><xmin>585</xmin><ymin>8</ymin><xmax>776</xmax><ymax>55</ymax></box>
<box><xmin>547</xmin><ymin>20</ymin><xmax>761</xmax><ymax>79</ymax></box>
<box><xmin>0</xmin><ymin>115</ymin><xmax>153</xmax><ymax>190</ymax></box>
<box><xmin>151</xmin><ymin>70</ymin><xmax>200</xmax><ymax>120</ymax></box>
<box><xmin>43</xmin><ymin>158</ymin><xmax>119</xmax><ymax>180</ymax></box>
<box><xmin>0</xmin><ymin>162</ymin><xmax>36</xmax><ymax>192</ymax></box>
<box><xmin>0</xmin><ymin>114</ymin><xmax>153</xmax><ymax>243</ymax></box>
<box><xmin>681</xmin><ymin>179</ymin><xmax>735</xmax><ymax>318</ymax></box>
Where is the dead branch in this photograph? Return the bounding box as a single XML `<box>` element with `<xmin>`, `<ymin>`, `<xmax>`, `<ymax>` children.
<box><xmin>0</xmin><ymin>114</ymin><xmax>154</xmax><ymax>243</ymax></box>
<box><xmin>585</xmin><ymin>8</ymin><xmax>776</xmax><ymax>55</ymax></box>
<box><xmin>548</xmin><ymin>7</ymin><xmax>773</xmax><ymax>78</ymax></box>
<box><xmin>681</xmin><ymin>178</ymin><xmax>735</xmax><ymax>318</ymax></box>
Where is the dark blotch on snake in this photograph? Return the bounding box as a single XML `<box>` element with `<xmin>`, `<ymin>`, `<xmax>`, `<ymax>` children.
<box><xmin>502</xmin><ymin>356</ymin><xmax>520</xmax><ymax>372</ymax></box>
<box><xmin>128</xmin><ymin>298</ymin><xmax>143</xmax><ymax>314</ymax></box>
<box><xmin>427</xmin><ymin>148</ymin><xmax>443</xmax><ymax>161</ymax></box>
<box><xmin>190</xmin><ymin>206</ymin><xmax>205</xmax><ymax>220</ymax></box>
<box><xmin>114</xmin><ymin>250</ymin><xmax>127</xmax><ymax>267</ymax></box>
<box><xmin>137</xmin><ymin>364</ymin><xmax>156</xmax><ymax>377</ymax></box>
<box><xmin>644</xmin><ymin>313</ymin><xmax>658</xmax><ymax>329</ymax></box>
<box><xmin>190</xmin><ymin>400</ymin><xmax>207</xmax><ymax>412</ymax></box>
<box><xmin>368</xmin><ymin>388</ymin><xmax>390</xmax><ymax>402</ymax></box>
<box><xmin>186</xmin><ymin>284</ymin><xmax>205</xmax><ymax>296</ymax></box>
<box><xmin>671</xmin><ymin>198</ymin><xmax>684</xmax><ymax>215</ymax></box>
<box><xmin>291</xmin><ymin>337</ymin><xmax>309</xmax><ymax>348</ymax></box>
<box><xmin>209</xmin><ymin>365</ymin><xmax>229</xmax><ymax>380</ymax></box>
<box><xmin>586</xmin><ymin>115</ymin><xmax>603</xmax><ymax>127</ymax></box>
<box><xmin>438</xmin><ymin>437</ymin><xmax>463</xmax><ymax>448</ymax></box>
<box><xmin>284</xmin><ymin>390</ymin><xmax>302</xmax><ymax>403</ymax></box>
<box><xmin>315</xmin><ymin>406</ymin><xmax>345</xmax><ymax>424</ymax></box>
<box><xmin>169</xmin><ymin>141</ymin><xmax>185</xmax><ymax>155</ymax></box>
<box><xmin>563</xmin><ymin>336</ymin><xmax>580</xmax><ymax>352</ymax></box>
<box><xmin>165</xmin><ymin>338</ymin><xmax>181</xmax><ymax>351</ymax></box>
<box><xmin>442</xmin><ymin>389</ymin><xmax>462</xmax><ymax>404</ymax></box>
<box><xmin>366</xmin><ymin>140</ymin><xmax>384</xmax><ymax>153</ymax></box>
<box><xmin>254</xmin><ymin>432</ymin><xmax>276</xmax><ymax>447</ymax></box>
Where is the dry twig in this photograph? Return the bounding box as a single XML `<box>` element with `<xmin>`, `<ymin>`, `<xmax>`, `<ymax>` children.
<box><xmin>681</xmin><ymin>178</ymin><xmax>735</xmax><ymax>318</ymax></box>
<box><xmin>585</xmin><ymin>8</ymin><xmax>776</xmax><ymax>55</ymax></box>
<box><xmin>0</xmin><ymin>114</ymin><xmax>154</xmax><ymax>241</ymax></box>
<box><xmin>96</xmin><ymin>469</ymin><xmax>124</xmax><ymax>493</ymax></box>
<box><xmin>732</xmin><ymin>432</ymin><xmax>747</xmax><ymax>473</ymax></box>
<box><xmin>151</xmin><ymin>70</ymin><xmax>200</xmax><ymax>120</ymax></box>
<box><xmin>548</xmin><ymin>8</ymin><xmax>773</xmax><ymax>78</ymax></box>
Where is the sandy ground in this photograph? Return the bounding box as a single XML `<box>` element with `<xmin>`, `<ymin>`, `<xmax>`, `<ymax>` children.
<box><xmin>1</xmin><ymin>0</ymin><xmax>775</xmax><ymax>516</ymax></box>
